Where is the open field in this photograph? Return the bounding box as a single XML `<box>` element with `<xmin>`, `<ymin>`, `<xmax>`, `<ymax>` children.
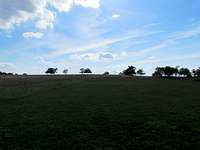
<box><xmin>0</xmin><ymin>75</ymin><xmax>200</xmax><ymax>150</ymax></box>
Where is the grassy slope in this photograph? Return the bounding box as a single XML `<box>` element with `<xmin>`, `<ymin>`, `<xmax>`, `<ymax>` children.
<box><xmin>0</xmin><ymin>75</ymin><xmax>200</xmax><ymax>150</ymax></box>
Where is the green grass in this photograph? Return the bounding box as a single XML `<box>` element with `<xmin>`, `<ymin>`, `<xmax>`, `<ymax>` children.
<box><xmin>0</xmin><ymin>75</ymin><xmax>200</xmax><ymax>150</ymax></box>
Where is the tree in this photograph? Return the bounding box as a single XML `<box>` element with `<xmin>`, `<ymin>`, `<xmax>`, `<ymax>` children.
<box><xmin>103</xmin><ymin>72</ymin><xmax>109</xmax><ymax>75</ymax></box>
<box><xmin>45</xmin><ymin>68</ymin><xmax>57</xmax><ymax>74</ymax></box>
<box><xmin>0</xmin><ymin>71</ymin><xmax>7</xmax><ymax>75</ymax></box>
<box><xmin>123</xmin><ymin>66</ymin><xmax>136</xmax><ymax>76</ymax></box>
<box><xmin>152</xmin><ymin>67</ymin><xmax>164</xmax><ymax>77</ymax></box>
<box><xmin>152</xmin><ymin>66</ymin><xmax>179</xmax><ymax>77</ymax></box>
<box><xmin>163</xmin><ymin>66</ymin><xmax>176</xmax><ymax>77</ymax></box>
<box><xmin>196</xmin><ymin>68</ymin><xmax>200</xmax><ymax>77</ymax></box>
<box><xmin>179</xmin><ymin>68</ymin><xmax>192</xmax><ymax>77</ymax></box>
<box><xmin>80</xmin><ymin>68</ymin><xmax>85</xmax><ymax>74</ymax></box>
<box><xmin>136</xmin><ymin>69</ymin><xmax>145</xmax><ymax>76</ymax></box>
<box><xmin>192</xmin><ymin>69</ymin><xmax>197</xmax><ymax>77</ymax></box>
<box><xmin>174</xmin><ymin>66</ymin><xmax>179</xmax><ymax>76</ymax></box>
<box><xmin>0</xmin><ymin>71</ymin><xmax>13</xmax><ymax>76</ymax></box>
<box><xmin>192</xmin><ymin>68</ymin><xmax>200</xmax><ymax>77</ymax></box>
<box><xmin>63</xmin><ymin>69</ymin><xmax>68</xmax><ymax>74</ymax></box>
<box><xmin>80</xmin><ymin>68</ymin><xmax>92</xmax><ymax>74</ymax></box>
<box><xmin>85</xmin><ymin>68</ymin><xmax>92</xmax><ymax>73</ymax></box>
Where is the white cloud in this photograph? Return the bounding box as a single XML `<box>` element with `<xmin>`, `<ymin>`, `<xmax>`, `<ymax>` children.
<box><xmin>112</xmin><ymin>14</ymin><xmax>120</xmax><ymax>19</ymax></box>
<box><xmin>70</xmin><ymin>51</ymin><xmax>127</xmax><ymax>62</ymax></box>
<box><xmin>0</xmin><ymin>62</ymin><xmax>15</xmax><ymax>72</ymax></box>
<box><xmin>48</xmin><ymin>0</ymin><xmax>73</xmax><ymax>12</ymax></box>
<box><xmin>23</xmin><ymin>32</ymin><xmax>44</xmax><ymax>39</ymax></box>
<box><xmin>74</xmin><ymin>0</ymin><xmax>101</xmax><ymax>8</ymax></box>
<box><xmin>148</xmin><ymin>56</ymin><xmax>156</xmax><ymax>60</ymax></box>
<box><xmin>0</xmin><ymin>0</ymin><xmax>101</xmax><ymax>30</ymax></box>
<box><xmin>35</xmin><ymin>8</ymin><xmax>55</xmax><ymax>30</ymax></box>
<box><xmin>70</xmin><ymin>52</ymin><xmax>114</xmax><ymax>61</ymax></box>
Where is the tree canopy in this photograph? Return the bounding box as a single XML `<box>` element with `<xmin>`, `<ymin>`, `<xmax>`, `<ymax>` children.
<box><xmin>123</xmin><ymin>66</ymin><xmax>136</xmax><ymax>76</ymax></box>
<box><xmin>80</xmin><ymin>68</ymin><xmax>92</xmax><ymax>74</ymax></box>
<box><xmin>63</xmin><ymin>69</ymin><xmax>68</xmax><ymax>74</ymax></box>
<box><xmin>153</xmin><ymin>66</ymin><xmax>179</xmax><ymax>77</ymax></box>
<box><xmin>179</xmin><ymin>68</ymin><xmax>192</xmax><ymax>77</ymax></box>
<box><xmin>45</xmin><ymin>68</ymin><xmax>57</xmax><ymax>74</ymax></box>
<box><xmin>137</xmin><ymin>69</ymin><xmax>146</xmax><ymax>76</ymax></box>
<box><xmin>103</xmin><ymin>72</ymin><xmax>109</xmax><ymax>75</ymax></box>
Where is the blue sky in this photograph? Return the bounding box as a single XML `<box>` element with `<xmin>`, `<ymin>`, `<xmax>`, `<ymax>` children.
<box><xmin>0</xmin><ymin>0</ymin><xmax>200</xmax><ymax>74</ymax></box>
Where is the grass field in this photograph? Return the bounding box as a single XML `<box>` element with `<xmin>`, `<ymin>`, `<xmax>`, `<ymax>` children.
<box><xmin>0</xmin><ymin>75</ymin><xmax>200</xmax><ymax>150</ymax></box>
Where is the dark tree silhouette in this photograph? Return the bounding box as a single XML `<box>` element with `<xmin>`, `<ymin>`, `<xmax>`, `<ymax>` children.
<box><xmin>163</xmin><ymin>66</ymin><xmax>177</xmax><ymax>77</ymax></box>
<box><xmin>45</xmin><ymin>68</ymin><xmax>57</xmax><ymax>74</ymax></box>
<box><xmin>196</xmin><ymin>68</ymin><xmax>200</xmax><ymax>77</ymax></box>
<box><xmin>80</xmin><ymin>68</ymin><xmax>92</xmax><ymax>74</ymax></box>
<box><xmin>0</xmin><ymin>71</ymin><xmax>13</xmax><ymax>76</ymax></box>
<box><xmin>0</xmin><ymin>72</ymin><xmax>6</xmax><ymax>75</ymax></box>
<box><xmin>192</xmin><ymin>69</ymin><xmax>197</xmax><ymax>77</ymax></box>
<box><xmin>136</xmin><ymin>69</ymin><xmax>145</xmax><ymax>76</ymax></box>
<box><xmin>63</xmin><ymin>69</ymin><xmax>68</xmax><ymax>74</ymax></box>
<box><xmin>80</xmin><ymin>68</ymin><xmax>85</xmax><ymax>73</ymax></box>
<box><xmin>103</xmin><ymin>72</ymin><xmax>109</xmax><ymax>75</ymax></box>
<box><xmin>123</xmin><ymin>66</ymin><xmax>136</xmax><ymax>76</ymax></box>
<box><xmin>179</xmin><ymin>68</ymin><xmax>192</xmax><ymax>77</ymax></box>
<box><xmin>152</xmin><ymin>67</ymin><xmax>164</xmax><ymax>77</ymax></box>
<box><xmin>192</xmin><ymin>68</ymin><xmax>200</xmax><ymax>77</ymax></box>
<box><xmin>153</xmin><ymin>66</ymin><xmax>179</xmax><ymax>77</ymax></box>
<box><xmin>174</xmin><ymin>66</ymin><xmax>179</xmax><ymax>76</ymax></box>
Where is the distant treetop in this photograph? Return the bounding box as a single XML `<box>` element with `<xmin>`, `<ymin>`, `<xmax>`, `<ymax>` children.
<box><xmin>123</xmin><ymin>66</ymin><xmax>136</xmax><ymax>76</ymax></box>
<box><xmin>45</xmin><ymin>68</ymin><xmax>57</xmax><ymax>74</ymax></box>
<box><xmin>80</xmin><ymin>68</ymin><xmax>92</xmax><ymax>74</ymax></box>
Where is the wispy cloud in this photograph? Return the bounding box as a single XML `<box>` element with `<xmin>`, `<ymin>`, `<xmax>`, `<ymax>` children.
<box><xmin>47</xmin><ymin>29</ymin><xmax>161</xmax><ymax>58</ymax></box>
<box><xmin>0</xmin><ymin>62</ymin><xmax>15</xmax><ymax>72</ymax></box>
<box><xmin>127</xmin><ymin>23</ymin><xmax>200</xmax><ymax>57</ymax></box>
<box><xmin>168</xmin><ymin>24</ymin><xmax>200</xmax><ymax>40</ymax></box>
<box><xmin>132</xmin><ymin>53</ymin><xmax>200</xmax><ymax>65</ymax></box>
<box><xmin>48</xmin><ymin>35</ymin><xmax>133</xmax><ymax>57</ymax></box>
<box><xmin>37</xmin><ymin>57</ymin><xmax>55</xmax><ymax>66</ymax></box>
<box><xmin>70</xmin><ymin>51</ymin><xmax>127</xmax><ymax>62</ymax></box>
<box><xmin>129</xmin><ymin>40</ymin><xmax>174</xmax><ymax>56</ymax></box>
<box><xmin>112</xmin><ymin>14</ymin><xmax>120</xmax><ymax>19</ymax></box>
<box><xmin>23</xmin><ymin>32</ymin><xmax>44</xmax><ymax>39</ymax></box>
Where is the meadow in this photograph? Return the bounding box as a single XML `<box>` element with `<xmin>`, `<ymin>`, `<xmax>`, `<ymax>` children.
<box><xmin>0</xmin><ymin>75</ymin><xmax>200</xmax><ymax>150</ymax></box>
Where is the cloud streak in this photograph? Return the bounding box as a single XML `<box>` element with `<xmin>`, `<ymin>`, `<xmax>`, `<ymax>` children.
<box><xmin>23</xmin><ymin>32</ymin><xmax>44</xmax><ymax>39</ymax></box>
<box><xmin>70</xmin><ymin>51</ymin><xmax>127</xmax><ymax>62</ymax></box>
<box><xmin>112</xmin><ymin>14</ymin><xmax>120</xmax><ymax>19</ymax></box>
<box><xmin>47</xmin><ymin>29</ymin><xmax>161</xmax><ymax>58</ymax></box>
<box><xmin>132</xmin><ymin>53</ymin><xmax>200</xmax><ymax>65</ymax></box>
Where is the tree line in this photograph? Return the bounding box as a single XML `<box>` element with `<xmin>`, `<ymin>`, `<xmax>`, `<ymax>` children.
<box><xmin>44</xmin><ymin>66</ymin><xmax>200</xmax><ymax>78</ymax></box>
<box><xmin>0</xmin><ymin>66</ymin><xmax>199</xmax><ymax>78</ymax></box>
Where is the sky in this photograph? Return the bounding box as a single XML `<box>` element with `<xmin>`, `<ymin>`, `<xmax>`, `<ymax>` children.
<box><xmin>0</xmin><ymin>0</ymin><xmax>200</xmax><ymax>75</ymax></box>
